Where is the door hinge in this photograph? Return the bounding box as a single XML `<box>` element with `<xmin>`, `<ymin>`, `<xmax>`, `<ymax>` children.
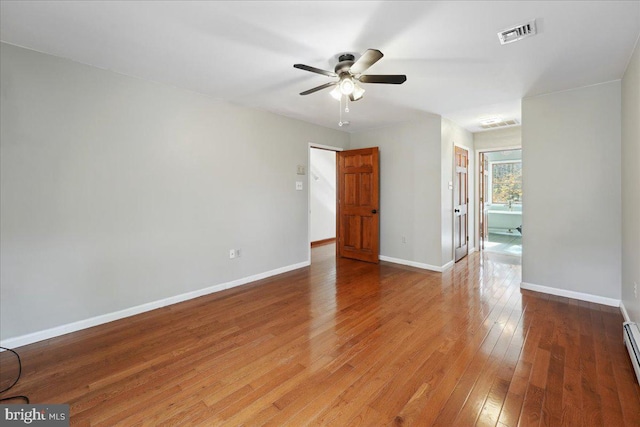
<box><xmin>467</xmin><ymin>236</ymin><xmax>469</xmax><ymax>241</ymax></box>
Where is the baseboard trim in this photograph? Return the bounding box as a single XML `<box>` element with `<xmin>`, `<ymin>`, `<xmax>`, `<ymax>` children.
<box><xmin>379</xmin><ymin>255</ymin><xmax>450</xmax><ymax>272</ymax></box>
<box><xmin>441</xmin><ymin>260</ymin><xmax>455</xmax><ymax>271</ymax></box>
<box><xmin>311</xmin><ymin>237</ymin><xmax>336</xmax><ymax>248</ymax></box>
<box><xmin>620</xmin><ymin>301</ymin><xmax>631</xmax><ymax>323</ymax></box>
<box><xmin>520</xmin><ymin>282</ymin><xmax>620</xmax><ymax>307</ymax></box>
<box><xmin>0</xmin><ymin>261</ymin><xmax>310</xmax><ymax>349</ymax></box>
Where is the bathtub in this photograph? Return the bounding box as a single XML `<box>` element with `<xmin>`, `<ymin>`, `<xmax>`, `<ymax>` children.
<box><xmin>486</xmin><ymin>205</ymin><xmax>522</xmax><ymax>233</ymax></box>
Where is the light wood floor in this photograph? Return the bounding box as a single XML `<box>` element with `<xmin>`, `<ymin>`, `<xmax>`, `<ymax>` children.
<box><xmin>1</xmin><ymin>245</ymin><xmax>639</xmax><ymax>426</ymax></box>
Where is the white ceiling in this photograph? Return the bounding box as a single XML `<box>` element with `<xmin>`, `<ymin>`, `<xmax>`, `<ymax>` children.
<box><xmin>1</xmin><ymin>1</ymin><xmax>638</xmax><ymax>133</ymax></box>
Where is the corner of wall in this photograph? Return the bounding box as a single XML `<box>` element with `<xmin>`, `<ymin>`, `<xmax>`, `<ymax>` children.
<box><xmin>621</xmin><ymin>32</ymin><xmax>640</xmax><ymax>324</ymax></box>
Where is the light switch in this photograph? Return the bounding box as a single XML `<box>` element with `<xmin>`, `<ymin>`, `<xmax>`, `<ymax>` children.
<box><xmin>297</xmin><ymin>165</ymin><xmax>306</xmax><ymax>175</ymax></box>
<box><xmin>296</xmin><ymin>181</ymin><xmax>303</xmax><ymax>190</ymax></box>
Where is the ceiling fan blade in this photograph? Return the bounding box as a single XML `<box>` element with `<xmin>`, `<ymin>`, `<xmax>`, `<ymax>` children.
<box><xmin>349</xmin><ymin>49</ymin><xmax>384</xmax><ymax>75</ymax></box>
<box><xmin>300</xmin><ymin>82</ymin><xmax>337</xmax><ymax>95</ymax></box>
<box><xmin>293</xmin><ymin>64</ymin><xmax>337</xmax><ymax>78</ymax></box>
<box><xmin>359</xmin><ymin>74</ymin><xmax>407</xmax><ymax>84</ymax></box>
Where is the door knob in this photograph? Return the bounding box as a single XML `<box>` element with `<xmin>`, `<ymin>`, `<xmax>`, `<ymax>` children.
<box><xmin>454</xmin><ymin>209</ymin><xmax>460</xmax><ymax>213</ymax></box>
<box><xmin>371</xmin><ymin>209</ymin><xmax>378</xmax><ymax>214</ymax></box>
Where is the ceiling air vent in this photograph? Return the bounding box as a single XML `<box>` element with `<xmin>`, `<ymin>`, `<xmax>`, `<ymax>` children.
<box><xmin>480</xmin><ymin>119</ymin><xmax>520</xmax><ymax>130</ymax></box>
<box><xmin>498</xmin><ymin>20</ymin><xmax>537</xmax><ymax>45</ymax></box>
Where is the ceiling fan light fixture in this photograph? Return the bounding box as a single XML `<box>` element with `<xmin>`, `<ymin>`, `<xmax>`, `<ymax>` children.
<box><xmin>352</xmin><ymin>83</ymin><xmax>365</xmax><ymax>101</ymax></box>
<box><xmin>339</xmin><ymin>77</ymin><xmax>355</xmax><ymax>95</ymax></box>
<box><xmin>330</xmin><ymin>86</ymin><xmax>342</xmax><ymax>100</ymax></box>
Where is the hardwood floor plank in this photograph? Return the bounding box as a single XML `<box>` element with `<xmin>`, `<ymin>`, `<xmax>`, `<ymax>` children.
<box><xmin>2</xmin><ymin>245</ymin><xmax>638</xmax><ymax>426</ymax></box>
<box><xmin>452</xmin><ymin>291</ymin><xmax>525</xmax><ymax>426</ymax></box>
<box><xmin>590</xmin><ymin>309</ymin><xmax>625</xmax><ymax>427</ymax></box>
<box><xmin>475</xmin><ymin>301</ymin><xmax>529</xmax><ymax>426</ymax></box>
<box><xmin>540</xmin><ymin>343</ymin><xmax>565</xmax><ymax>427</ymax></box>
<box><xmin>519</xmin><ymin>383</ymin><xmax>545</xmax><ymax>427</ymax></box>
<box><xmin>498</xmin><ymin>363</ymin><xmax>532</xmax><ymax>427</ymax></box>
<box><xmin>579</xmin><ymin>306</ymin><xmax>605</xmax><ymax>426</ymax></box>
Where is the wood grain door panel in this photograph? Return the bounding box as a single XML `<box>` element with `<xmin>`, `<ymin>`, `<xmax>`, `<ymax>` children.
<box><xmin>454</xmin><ymin>146</ymin><xmax>469</xmax><ymax>262</ymax></box>
<box><xmin>338</xmin><ymin>147</ymin><xmax>379</xmax><ymax>263</ymax></box>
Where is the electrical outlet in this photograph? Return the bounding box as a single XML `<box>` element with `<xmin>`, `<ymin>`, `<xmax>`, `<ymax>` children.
<box><xmin>229</xmin><ymin>249</ymin><xmax>236</xmax><ymax>259</ymax></box>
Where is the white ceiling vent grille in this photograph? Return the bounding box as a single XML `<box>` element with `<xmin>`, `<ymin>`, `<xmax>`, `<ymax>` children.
<box><xmin>498</xmin><ymin>20</ymin><xmax>537</xmax><ymax>45</ymax></box>
<box><xmin>480</xmin><ymin>119</ymin><xmax>520</xmax><ymax>130</ymax></box>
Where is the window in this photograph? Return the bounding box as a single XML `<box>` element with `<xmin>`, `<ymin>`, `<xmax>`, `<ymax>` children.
<box><xmin>490</xmin><ymin>161</ymin><xmax>522</xmax><ymax>204</ymax></box>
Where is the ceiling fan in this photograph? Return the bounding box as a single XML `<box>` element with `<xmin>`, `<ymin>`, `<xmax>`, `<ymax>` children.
<box><xmin>293</xmin><ymin>49</ymin><xmax>406</xmax><ymax>101</ymax></box>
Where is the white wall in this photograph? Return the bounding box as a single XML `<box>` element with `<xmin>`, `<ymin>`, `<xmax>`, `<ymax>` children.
<box><xmin>621</xmin><ymin>37</ymin><xmax>640</xmax><ymax>322</ymax></box>
<box><xmin>310</xmin><ymin>148</ymin><xmax>336</xmax><ymax>242</ymax></box>
<box><xmin>521</xmin><ymin>81</ymin><xmax>622</xmax><ymax>302</ymax></box>
<box><xmin>350</xmin><ymin>118</ymin><xmax>445</xmax><ymax>269</ymax></box>
<box><xmin>474</xmin><ymin>127</ymin><xmax>522</xmax><ymax>151</ymax></box>
<box><xmin>442</xmin><ymin>118</ymin><xmax>475</xmax><ymax>258</ymax></box>
<box><xmin>0</xmin><ymin>43</ymin><xmax>349</xmax><ymax>342</ymax></box>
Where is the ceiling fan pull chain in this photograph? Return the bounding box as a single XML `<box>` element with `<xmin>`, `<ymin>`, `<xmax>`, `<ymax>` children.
<box><xmin>339</xmin><ymin>95</ymin><xmax>343</xmax><ymax>126</ymax></box>
<box><xmin>345</xmin><ymin>96</ymin><xmax>350</xmax><ymax>113</ymax></box>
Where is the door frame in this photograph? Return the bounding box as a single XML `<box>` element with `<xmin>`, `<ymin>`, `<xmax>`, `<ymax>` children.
<box><xmin>474</xmin><ymin>145</ymin><xmax>522</xmax><ymax>253</ymax></box>
<box><xmin>479</xmin><ymin>151</ymin><xmax>489</xmax><ymax>250</ymax></box>
<box><xmin>308</xmin><ymin>143</ymin><xmax>343</xmax><ymax>263</ymax></box>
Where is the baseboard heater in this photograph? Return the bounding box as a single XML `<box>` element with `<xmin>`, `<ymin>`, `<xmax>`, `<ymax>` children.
<box><xmin>623</xmin><ymin>322</ymin><xmax>640</xmax><ymax>385</ymax></box>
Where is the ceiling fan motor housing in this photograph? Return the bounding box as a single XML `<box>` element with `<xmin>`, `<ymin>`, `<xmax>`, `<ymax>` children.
<box><xmin>335</xmin><ymin>54</ymin><xmax>356</xmax><ymax>75</ymax></box>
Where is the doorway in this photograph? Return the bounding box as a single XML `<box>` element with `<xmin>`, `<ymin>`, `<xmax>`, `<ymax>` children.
<box><xmin>308</xmin><ymin>144</ymin><xmax>380</xmax><ymax>265</ymax></box>
<box><xmin>310</xmin><ymin>147</ymin><xmax>337</xmax><ymax>248</ymax></box>
<box><xmin>479</xmin><ymin>149</ymin><xmax>522</xmax><ymax>256</ymax></box>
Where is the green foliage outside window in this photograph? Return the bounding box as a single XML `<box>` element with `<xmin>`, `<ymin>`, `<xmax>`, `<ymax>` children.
<box><xmin>492</xmin><ymin>162</ymin><xmax>522</xmax><ymax>205</ymax></box>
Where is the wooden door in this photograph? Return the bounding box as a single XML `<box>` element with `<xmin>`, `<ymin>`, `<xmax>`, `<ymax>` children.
<box><xmin>337</xmin><ymin>147</ymin><xmax>379</xmax><ymax>263</ymax></box>
<box><xmin>454</xmin><ymin>146</ymin><xmax>469</xmax><ymax>262</ymax></box>
<box><xmin>479</xmin><ymin>152</ymin><xmax>489</xmax><ymax>250</ymax></box>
